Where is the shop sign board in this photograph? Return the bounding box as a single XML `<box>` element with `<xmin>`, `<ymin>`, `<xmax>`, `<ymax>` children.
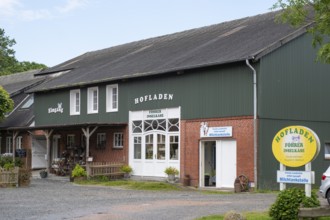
<box><xmin>200</xmin><ymin>123</ymin><xmax>232</xmax><ymax>138</ymax></box>
<box><xmin>48</xmin><ymin>103</ymin><xmax>63</xmax><ymax>114</ymax></box>
<box><xmin>272</xmin><ymin>125</ymin><xmax>320</xmax><ymax>167</ymax></box>
<box><xmin>143</xmin><ymin>109</ymin><xmax>167</xmax><ymax>119</ymax></box>
<box><xmin>277</xmin><ymin>170</ymin><xmax>314</xmax><ymax>184</ymax></box>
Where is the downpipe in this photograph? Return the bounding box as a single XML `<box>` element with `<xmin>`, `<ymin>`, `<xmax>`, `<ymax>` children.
<box><xmin>246</xmin><ymin>59</ymin><xmax>257</xmax><ymax>189</ymax></box>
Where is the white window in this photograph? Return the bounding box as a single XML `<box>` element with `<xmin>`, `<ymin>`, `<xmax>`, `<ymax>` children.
<box><xmin>88</xmin><ymin>87</ymin><xmax>98</xmax><ymax>114</ymax></box>
<box><xmin>114</xmin><ymin>133</ymin><xmax>123</xmax><ymax>149</ymax></box>
<box><xmin>67</xmin><ymin>135</ymin><xmax>75</xmax><ymax>148</ymax></box>
<box><xmin>6</xmin><ymin>137</ymin><xmax>12</xmax><ymax>153</ymax></box>
<box><xmin>97</xmin><ymin>133</ymin><xmax>106</xmax><ymax>149</ymax></box>
<box><xmin>133</xmin><ymin>136</ymin><xmax>141</xmax><ymax>159</ymax></box>
<box><xmin>16</xmin><ymin>136</ymin><xmax>22</xmax><ymax>150</ymax></box>
<box><xmin>325</xmin><ymin>142</ymin><xmax>330</xmax><ymax>159</ymax></box>
<box><xmin>106</xmin><ymin>84</ymin><xmax>118</xmax><ymax>112</ymax></box>
<box><xmin>70</xmin><ymin>89</ymin><xmax>80</xmax><ymax>115</ymax></box>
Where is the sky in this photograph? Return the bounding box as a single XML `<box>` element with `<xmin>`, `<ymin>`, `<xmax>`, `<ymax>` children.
<box><xmin>0</xmin><ymin>0</ymin><xmax>277</xmax><ymax>67</ymax></box>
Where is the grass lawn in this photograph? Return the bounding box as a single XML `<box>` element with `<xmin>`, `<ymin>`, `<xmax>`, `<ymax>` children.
<box><xmin>75</xmin><ymin>179</ymin><xmax>181</xmax><ymax>191</ymax></box>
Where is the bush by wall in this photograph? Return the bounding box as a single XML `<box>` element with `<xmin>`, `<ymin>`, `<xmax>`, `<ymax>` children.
<box><xmin>269</xmin><ymin>187</ymin><xmax>320</xmax><ymax>220</ymax></box>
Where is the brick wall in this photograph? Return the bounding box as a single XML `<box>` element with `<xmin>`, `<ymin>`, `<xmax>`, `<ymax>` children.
<box><xmin>52</xmin><ymin>125</ymin><xmax>128</xmax><ymax>165</ymax></box>
<box><xmin>89</xmin><ymin>126</ymin><xmax>128</xmax><ymax>164</ymax></box>
<box><xmin>180</xmin><ymin>116</ymin><xmax>254</xmax><ymax>187</ymax></box>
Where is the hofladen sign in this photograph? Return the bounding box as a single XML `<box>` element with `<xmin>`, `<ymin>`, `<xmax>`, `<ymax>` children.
<box><xmin>272</xmin><ymin>126</ymin><xmax>320</xmax><ymax>167</ymax></box>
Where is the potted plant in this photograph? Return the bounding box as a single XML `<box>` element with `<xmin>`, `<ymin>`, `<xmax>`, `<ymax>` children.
<box><xmin>71</xmin><ymin>164</ymin><xmax>87</xmax><ymax>181</ymax></box>
<box><xmin>164</xmin><ymin>166</ymin><xmax>179</xmax><ymax>183</ymax></box>
<box><xmin>120</xmin><ymin>165</ymin><xmax>133</xmax><ymax>178</ymax></box>
<box><xmin>39</xmin><ymin>169</ymin><xmax>48</xmax><ymax>178</ymax></box>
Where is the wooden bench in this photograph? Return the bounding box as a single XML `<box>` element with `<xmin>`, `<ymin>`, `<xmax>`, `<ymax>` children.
<box><xmin>298</xmin><ymin>207</ymin><xmax>330</xmax><ymax>219</ymax></box>
<box><xmin>89</xmin><ymin>162</ymin><xmax>125</xmax><ymax>179</ymax></box>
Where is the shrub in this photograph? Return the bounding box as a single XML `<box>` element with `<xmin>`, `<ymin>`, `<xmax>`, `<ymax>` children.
<box><xmin>269</xmin><ymin>187</ymin><xmax>320</xmax><ymax>220</ymax></box>
<box><xmin>120</xmin><ymin>165</ymin><xmax>133</xmax><ymax>174</ymax></box>
<box><xmin>0</xmin><ymin>156</ymin><xmax>23</xmax><ymax>168</ymax></box>
<box><xmin>164</xmin><ymin>166</ymin><xmax>179</xmax><ymax>175</ymax></box>
<box><xmin>71</xmin><ymin>164</ymin><xmax>87</xmax><ymax>178</ymax></box>
<box><xmin>3</xmin><ymin>162</ymin><xmax>14</xmax><ymax>170</ymax></box>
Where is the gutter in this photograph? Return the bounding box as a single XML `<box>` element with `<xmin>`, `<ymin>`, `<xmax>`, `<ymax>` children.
<box><xmin>246</xmin><ymin>59</ymin><xmax>257</xmax><ymax>189</ymax></box>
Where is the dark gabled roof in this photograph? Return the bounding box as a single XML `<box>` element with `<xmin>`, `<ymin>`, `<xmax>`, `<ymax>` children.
<box><xmin>0</xmin><ymin>70</ymin><xmax>46</xmax><ymax>129</ymax></box>
<box><xmin>0</xmin><ymin>94</ymin><xmax>34</xmax><ymax>129</ymax></box>
<box><xmin>0</xmin><ymin>69</ymin><xmax>45</xmax><ymax>95</ymax></box>
<box><xmin>31</xmin><ymin>10</ymin><xmax>310</xmax><ymax>92</ymax></box>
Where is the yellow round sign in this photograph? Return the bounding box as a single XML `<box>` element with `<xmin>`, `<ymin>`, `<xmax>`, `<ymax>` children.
<box><xmin>272</xmin><ymin>126</ymin><xmax>320</xmax><ymax>167</ymax></box>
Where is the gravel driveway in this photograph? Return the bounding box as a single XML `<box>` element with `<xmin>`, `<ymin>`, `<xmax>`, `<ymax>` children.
<box><xmin>0</xmin><ymin>176</ymin><xmax>277</xmax><ymax>220</ymax></box>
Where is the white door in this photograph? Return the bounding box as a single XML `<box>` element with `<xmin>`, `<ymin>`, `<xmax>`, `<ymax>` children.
<box><xmin>216</xmin><ymin>140</ymin><xmax>237</xmax><ymax>188</ymax></box>
<box><xmin>52</xmin><ymin>135</ymin><xmax>60</xmax><ymax>160</ymax></box>
<box><xmin>143</xmin><ymin>133</ymin><xmax>167</xmax><ymax>176</ymax></box>
<box><xmin>32</xmin><ymin>137</ymin><xmax>47</xmax><ymax>169</ymax></box>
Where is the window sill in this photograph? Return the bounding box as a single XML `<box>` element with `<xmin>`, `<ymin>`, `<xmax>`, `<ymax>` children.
<box><xmin>113</xmin><ymin>147</ymin><xmax>123</xmax><ymax>150</ymax></box>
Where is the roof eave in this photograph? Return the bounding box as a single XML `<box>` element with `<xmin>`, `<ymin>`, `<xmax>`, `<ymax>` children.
<box><xmin>252</xmin><ymin>23</ymin><xmax>312</xmax><ymax>61</ymax></box>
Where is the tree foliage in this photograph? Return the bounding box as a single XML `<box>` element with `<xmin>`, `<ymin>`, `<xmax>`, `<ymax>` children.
<box><xmin>273</xmin><ymin>0</ymin><xmax>330</xmax><ymax>63</ymax></box>
<box><xmin>0</xmin><ymin>28</ymin><xmax>47</xmax><ymax>76</ymax></box>
<box><xmin>0</xmin><ymin>86</ymin><xmax>14</xmax><ymax>121</ymax></box>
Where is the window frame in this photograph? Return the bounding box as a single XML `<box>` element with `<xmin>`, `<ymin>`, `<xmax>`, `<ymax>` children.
<box><xmin>87</xmin><ymin>87</ymin><xmax>98</xmax><ymax>114</ymax></box>
<box><xmin>106</xmin><ymin>84</ymin><xmax>118</xmax><ymax>112</ymax></box>
<box><xmin>16</xmin><ymin>136</ymin><xmax>22</xmax><ymax>150</ymax></box>
<box><xmin>70</xmin><ymin>89</ymin><xmax>81</xmax><ymax>115</ymax></box>
<box><xmin>113</xmin><ymin>132</ymin><xmax>124</xmax><ymax>149</ymax></box>
<box><xmin>6</xmin><ymin>136</ymin><xmax>13</xmax><ymax>153</ymax></box>
<box><xmin>67</xmin><ymin>134</ymin><xmax>75</xmax><ymax>148</ymax></box>
<box><xmin>96</xmin><ymin>133</ymin><xmax>106</xmax><ymax>150</ymax></box>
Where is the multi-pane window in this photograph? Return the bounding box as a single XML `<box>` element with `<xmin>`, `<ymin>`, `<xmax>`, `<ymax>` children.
<box><xmin>16</xmin><ymin>136</ymin><xmax>22</xmax><ymax>150</ymax></box>
<box><xmin>170</xmin><ymin>135</ymin><xmax>179</xmax><ymax>160</ymax></box>
<box><xmin>106</xmin><ymin>84</ymin><xmax>118</xmax><ymax>112</ymax></box>
<box><xmin>145</xmin><ymin>134</ymin><xmax>153</xmax><ymax>159</ymax></box>
<box><xmin>6</xmin><ymin>137</ymin><xmax>12</xmax><ymax>153</ymax></box>
<box><xmin>134</xmin><ymin>137</ymin><xmax>141</xmax><ymax>159</ymax></box>
<box><xmin>157</xmin><ymin>134</ymin><xmax>165</xmax><ymax>160</ymax></box>
<box><xmin>97</xmin><ymin>133</ymin><xmax>106</xmax><ymax>149</ymax></box>
<box><xmin>67</xmin><ymin>135</ymin><xmax>75</xmax><ymax>148</ymax></box>
<box><xmin>132</xmin><ymin>117</ymin><xmax>180</xmax><ymax>161</ymax></box>
<box><xmin>113</xmin><ymin>133</ymin><xmax>123</xmax><ymax>149</ymax></box>
<box><xmin>87</xmin><ymin>87</ymin><xmax>98</xmax><ymax>114</ymax></box>
<box><xmin>70</xmin><ymin>89</ymin><xmax>80</xmax><ymax>115</ymax></box>
<box><xmin>132</xmin><ymin>121</ymin><xmax>142</xmax><ymax>133</ymax></box>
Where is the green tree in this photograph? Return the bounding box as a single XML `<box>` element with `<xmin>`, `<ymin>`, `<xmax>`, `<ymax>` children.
<box><xmin>0</xmin><ymin>28</ymin><xmax>47</xmax><ymax>75</ymax></box>
<box><xmin>0</xmin><ymin>86</ymin><xmax>13</xmax><ymax>121</ymax></box>
<box><xmin>273</xmin><ymin>0</ymin><xmax>330</xmax><ymax>63</ymax></box>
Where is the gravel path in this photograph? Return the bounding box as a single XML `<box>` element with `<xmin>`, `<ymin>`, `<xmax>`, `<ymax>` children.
<box><xmin>1</xmin><ymin>177</ymin><xmax>277</xmax><ymax>220</ymax></box>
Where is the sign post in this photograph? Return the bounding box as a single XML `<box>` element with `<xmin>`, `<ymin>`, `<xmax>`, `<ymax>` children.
<box><xmin>272</xmin><ymin>126</ymin><xmax>320</xmax><ymax>197</ymax></box>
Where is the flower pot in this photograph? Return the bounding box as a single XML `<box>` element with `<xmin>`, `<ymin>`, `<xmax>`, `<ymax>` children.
<box><xmin>40</xmin><ymin>171</ymin><xmax>48</xmax><ymax>178</ymax></box>
<box><xmin>167</xmin><ymin>174</ymin><xmax>175</xmax><ymax>182</ymax></box>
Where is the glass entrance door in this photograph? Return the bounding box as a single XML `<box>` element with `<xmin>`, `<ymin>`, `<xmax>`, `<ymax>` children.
<box><xmin>144</xmin><ymin>133</ymin><xmax>167</xmax><ymax>176</ymax></box>
<box><xmin>129</xmin><ymin>108</ymin><xmax>181</xmax><ymax>177</ymax></box>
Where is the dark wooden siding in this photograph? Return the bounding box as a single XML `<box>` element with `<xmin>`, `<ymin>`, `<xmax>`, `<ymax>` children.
<box><xmin>257</xmin><ymin>33</ymin><xmax>330</xmax><ymax>189</ymax></box>
<box><xmin>34</xmin><ymin>63</ymin><xmax>254</xmax><ymax>126</ymax></box>
<box><xmin>258</xmin><ymin>34</ymin><xmax>330</xmax><ymax>121</ymax></box>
